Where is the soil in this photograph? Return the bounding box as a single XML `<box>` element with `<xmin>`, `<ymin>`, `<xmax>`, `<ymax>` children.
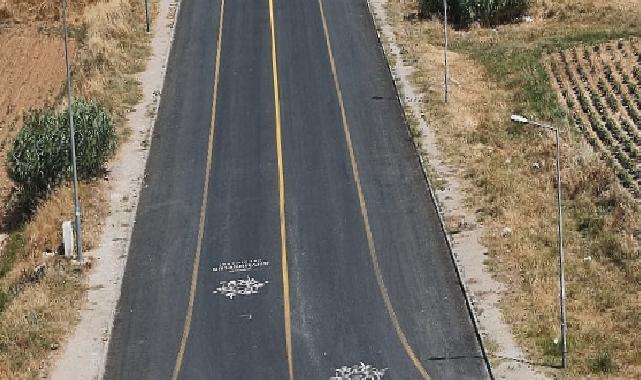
<box><xmin>0</xmin><ymin>28</ymin><xmax>72</xmax><ymax>125</ymax></box>
<box><xmin>0</xmin><ymin>26</ymin><xmax>74</xmax><ymax>214</ymax></box>
<box><xmin>546</xmin><ymin>38</ymin><xmax>641</xmax><ymax>197</ymax></box>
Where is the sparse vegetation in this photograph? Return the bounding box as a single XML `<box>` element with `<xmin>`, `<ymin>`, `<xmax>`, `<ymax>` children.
<box><xmin>589</xmin><ymin>351</ymin><xmax>617</xmax><ymax>374</ymax></box>
<box><xmin>420</xmin><ymin>0</ymin><xmax>528</xmax><ymax>28</ymax></box>
<box><xmin>384</xmin><ymin>0</ymin><xmax>641</xmax><ymax>377</ymax></box>
<box><xmin>0</xmin><ymin>0</ymin><xmax>154</xmax><ymax>377</ymax></box>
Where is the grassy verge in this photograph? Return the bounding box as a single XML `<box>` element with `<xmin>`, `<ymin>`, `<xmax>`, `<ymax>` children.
<box><xmin>385</xmin><ymin>0</ymin><xmax>640</xmax><ymax>377</ymax></box>
<box><xmin>0</xmin><ymin>0</ymin><xmax>155</xmax><ymax>377</ymax></box>
<box><xmin>74</xmin><ymin>0</ymin><xmax>153</xmax><ymax>123</ymax></box>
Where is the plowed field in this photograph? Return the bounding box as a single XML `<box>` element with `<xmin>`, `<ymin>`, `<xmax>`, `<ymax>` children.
<box><xmin>546</xmin><ymin>38</ymin><xmax>641</xmax><ymax>197</ymax></box>
<box><xmin>0</xmin><ymin>27</ymin><xmax>72</xmax><ymax>205</ymax></box>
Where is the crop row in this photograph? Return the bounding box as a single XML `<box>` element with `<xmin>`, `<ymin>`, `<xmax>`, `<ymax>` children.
<box><xmin>548</xmin><ymin>43</ymin><xmax>641</xmax><ymax>195</ymax></box>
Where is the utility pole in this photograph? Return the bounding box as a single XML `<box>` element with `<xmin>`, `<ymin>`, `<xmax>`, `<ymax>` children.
<box><xmin>62</xmin><ymin>0</ymin><xmax>83</xmax><ymax>261</ymax></box>
<box><xmin>555</xmin><ymin>126</ymin><xmax>568</xmax><ymax>369</ymax></box>
<box><xmin>442</xmin><ymin>0</ymin><xmax>449</xmax><ymax>103</ymax></box>
<box><xmin>144</xmin><ymin>0</ymin><xmax>151</xmax><ymax>33</ymax></box>
<box><xmin>511</xmin><ymin>115</ymin><xmax>567</xmax><ymax>368</ymax></box>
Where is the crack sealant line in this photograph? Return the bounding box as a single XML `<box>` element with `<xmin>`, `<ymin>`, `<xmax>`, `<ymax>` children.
<box><xmin>361</xmin><ymin>1</ymin><xmax>494</xmax><ymax>378</ymax></box>
<box><xmin>96</xmin><ymin>1</ymin><xmax>185</xmax><ymax>378</ymax></box>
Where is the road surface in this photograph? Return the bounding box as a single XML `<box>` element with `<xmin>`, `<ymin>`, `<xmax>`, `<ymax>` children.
<box><xmin>104</xmin><ymin>0</ymin><xmax>491</xmax><ymax>378</ymax></box>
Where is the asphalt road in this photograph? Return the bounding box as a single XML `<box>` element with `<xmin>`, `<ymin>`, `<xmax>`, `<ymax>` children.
<box><xmin>104</xmin><ymin>0</ymin><xmax>492</xmax><ymax>378</ymax></box>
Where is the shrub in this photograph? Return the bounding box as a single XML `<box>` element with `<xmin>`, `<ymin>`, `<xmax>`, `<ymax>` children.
<box><xmin>421</xmin><ymin>0</ymin><xmax>528</xmax><ymax>28</ymax></box>
<box><xmin>7</xmin><ymin>99</ymin><xmax>116</xmax><ymax>200</ymax></box>
<box><xmin>589</xmin><ymin>351</ymin><xmax>617</xmax><ymax>373</ymax></box>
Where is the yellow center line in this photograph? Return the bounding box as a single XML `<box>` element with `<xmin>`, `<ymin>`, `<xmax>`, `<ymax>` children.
<box><xmin>317</xmin><ymin>1</ymin><xmax>431</xmax><ymax>378</ymax></box>
<box><xmin>268</xmin><ymin>0</ymin><xmax>294</xmax><ymax>379</ymax></box>
<box><xmin>171</xmin><ymin>0</ymin><xmax>225</xmax><ymax>378</ymax></box>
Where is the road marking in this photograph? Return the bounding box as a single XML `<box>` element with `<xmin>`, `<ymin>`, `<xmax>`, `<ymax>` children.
<box><xmin>212</xmin><ymin>258</ymin><xmax>270</xmax><ymax>273</ymax></box>
<box><xmin>332</xmin><ymin>362</ymin><xmax>388</xmax><ymax>379</ymax></box>
<box><xmin>317</xmin><ymin>1</ymin><xmax>431</xmax><ymax>378</ymax></box>
<box><xmin>268</xmin><ymin>0</ymin><xmax>294</xmax><ymax>378</ymax></box>
<box><xmin>213</xmin><ymin>276</ymin><xmax>269</xmax><ymax>299</ymax></box>
<box><xmin>171</xmin><ymin>0</ymin><xmax>225</xmax><ymax>378</ymax></box>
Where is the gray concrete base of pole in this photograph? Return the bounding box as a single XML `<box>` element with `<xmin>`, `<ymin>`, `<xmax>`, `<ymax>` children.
<box><xmin>62</xmin><ymin>221</ymin><xmax>74</xmax><ymax>258</ymax></box>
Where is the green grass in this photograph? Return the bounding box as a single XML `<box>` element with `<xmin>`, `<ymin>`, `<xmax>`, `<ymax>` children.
<box><xmin>450</xmin><ymin>28</ymin><xmax>641</xmax><ymax>126</ymax></box>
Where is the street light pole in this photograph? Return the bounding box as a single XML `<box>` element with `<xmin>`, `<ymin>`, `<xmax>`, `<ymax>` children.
<box><xmin>554</xmin><ymin>126</ymin><xmax>568</xmax><ymax>369</ymax></box>
<box><xmin>511</xmin><ymin>114</ymin><xmax>567</xmax><ymax>369</ymax></box>
<box><xmin>442</xmin><ymin>0</ymin><xmax>449</xmax><ymax>103</ymax></box>
<box><xmin>144</xmin><ymin>0</ymin><xmax>150</xmax><ymax>33</ymax></box>
<box><xmin>62</xmin><ymin>0</ymin><xmax>83</xmax><ymax>261</ymax></box>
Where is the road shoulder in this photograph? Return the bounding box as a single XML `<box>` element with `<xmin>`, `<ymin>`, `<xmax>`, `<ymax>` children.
<box><xmin>49</xmin><ymin>1</ymin><xmax>180</xmax><ymax>378</ymax></box>
<box><xmin>366</xmin><ymin>0</ymin><xmax>547</xmax><ymax>378</ymax></box>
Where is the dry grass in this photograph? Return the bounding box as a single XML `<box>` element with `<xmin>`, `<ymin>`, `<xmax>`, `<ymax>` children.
<box><xmin>385</xmin><ymin>0</ymin><xmax>641</xmax><ymax>377</ymax></box>
<box><xmin>0</xmin><ymin>0</ymin><xmax>153</xmax><ymax>377</ymax></box>
<box><xmin>75</xmin><ymin>0</ymin><xmax>151</xmax><ymax>120</ymax></box>
<box><xmin>0</xmin><ymin>0</ymin><xmax>94</xmax><ymax>24</ymax></box>
<box><xmin>529</xmin><ymin>0</ymin><xmax>640</xmax><ymax>21</ymax></box>
<box><xmin>1</xmin><ymin>184</ymin><xmax>106</xmax><ymax>290</ymax></box>
<box><xmin>0</xmin><ymin>183</ymin><xmax>104</xmax><ymax>378</ymax></box>
<box><xmin>24</xmin><ymin>184</ymin><xmax>107</xmax><ymax>261</ymax></box>
<box><xmin>0</xmin><ymin>262</ymin><xmax>84</xmax><ymax>379</ymax></box>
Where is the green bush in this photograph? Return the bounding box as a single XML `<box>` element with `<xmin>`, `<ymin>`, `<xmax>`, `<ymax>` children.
<box><xmin>7</xmin><ymin>99</ymin><xmax>116</xmax><ymax>199</ymax></box>
<box><xmin>421</xmin><ymin>0</ymin><xmax>528</xmax><ymax>28</ymax></box>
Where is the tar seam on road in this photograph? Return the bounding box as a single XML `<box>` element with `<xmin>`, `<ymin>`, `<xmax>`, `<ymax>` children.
<box><xmin>269</xmin><ymin>0</ymin><xmax>295</xmax><ymax>378</ymax></box>
<box><xmin>171</xmin><ymin>0</ymin><xmax>225</xmax><ymax>378</ymax></box>
<box><xmin>317</xmin><ymin>0</ymin><xmax>432</xmax><ymax>378</ymax></box>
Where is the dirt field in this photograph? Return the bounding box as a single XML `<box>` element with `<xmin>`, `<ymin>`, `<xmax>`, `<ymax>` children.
<box><xmin>0</xmin><ymin>29</ymin><xmax>67</xmax><ymax>125</ymax></box>
<box><xmin>0</xmin><ymin>27</ymin><xmax>73</xmax><ymax>204</ymax></box>
<box><xmin>546</xmin><ymin>39</ymin><xmax>641</xmax><ymax>196</ymax></box>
